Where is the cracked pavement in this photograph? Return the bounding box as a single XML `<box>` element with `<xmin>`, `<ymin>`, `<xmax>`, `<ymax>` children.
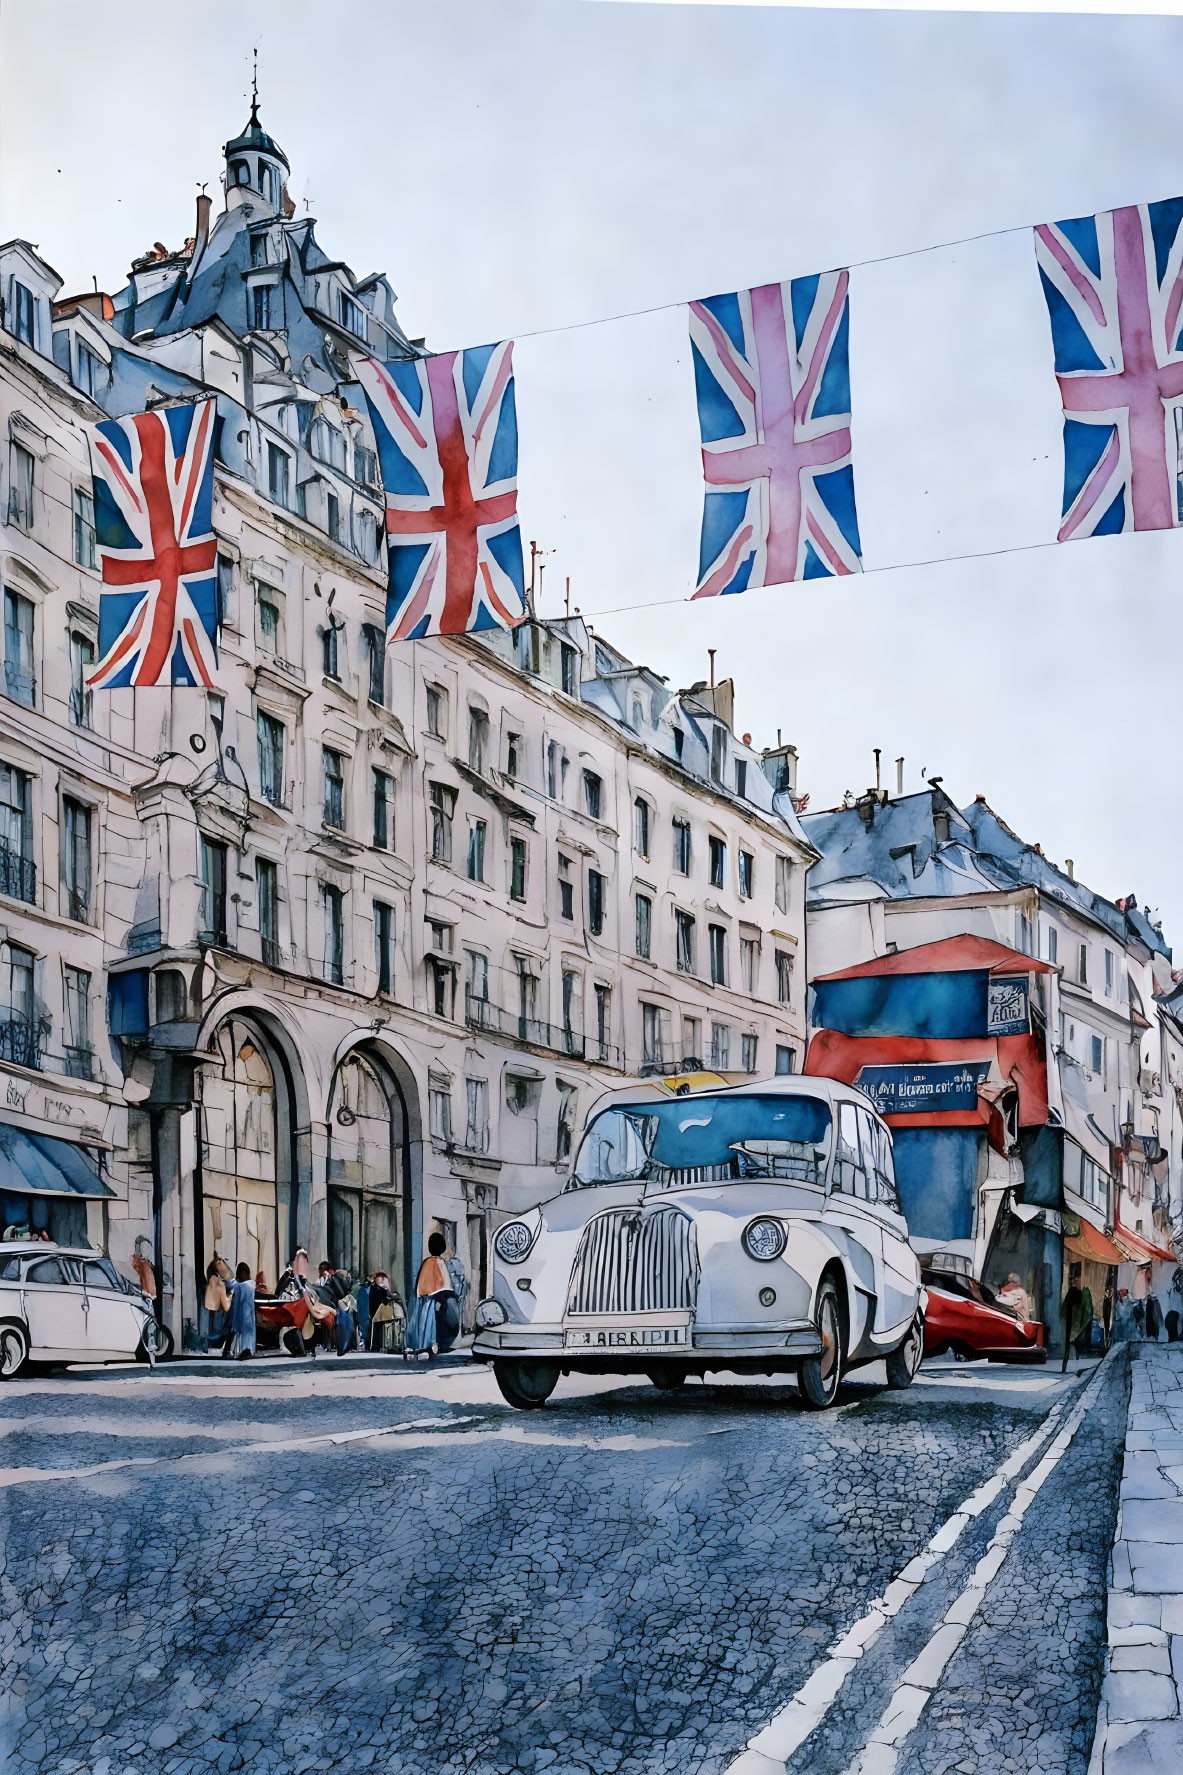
<box><xmin>0</xmin><ymin>1350</ymin><xmax>1127</xmax><ymax>1775</ymax></box>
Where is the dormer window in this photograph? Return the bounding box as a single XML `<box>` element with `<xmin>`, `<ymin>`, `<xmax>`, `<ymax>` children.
<box><xmin>250</xmin><ymin>232</ymin><xmax>271</xmax><ymax>267</ymax></box>
<box><xmin>231</xmin><ymin>160</ymin><xmax>250</xmax><ymax>186</ymax></box>
<box><xmin>11</xmin><ymin>282</ymin><xmax>34</xmax><ymax>347</ymax></box>
<box><xmin>259</xmin><ymin>162</ymin><xmax>280</xmax><ymax>208</ymax></box>
<box><xmin>338</xmin><ymin>292</ymin><xmax>366</xmax><ymax>340</ymax></box>
<box><xmin>74</xmin><ymin>341</ymin><xmax>100</xmax><ymax>398</ymax></box>
<box><xmin>252</xmin><ymin>284</ymin><xmax>275</xmax><ymax>331</ymax></box>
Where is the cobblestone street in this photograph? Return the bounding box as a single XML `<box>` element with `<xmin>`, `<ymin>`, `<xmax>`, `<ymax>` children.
<box><xmin>0</xmin><ymin>1348</ymin><xmax>1131</xmax><ymax>1775</ymax></box>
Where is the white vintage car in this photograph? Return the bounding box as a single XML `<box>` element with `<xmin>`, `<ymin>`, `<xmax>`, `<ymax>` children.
<box><xmin>0</xmin><ymin>1243</ymin><xmax>167</xmax><ymax>1377</ymax></box>
<box><xmin>473</xmin><ymin>1074</ymin><xmax>924</xmax><ymax>1410</ymax></box>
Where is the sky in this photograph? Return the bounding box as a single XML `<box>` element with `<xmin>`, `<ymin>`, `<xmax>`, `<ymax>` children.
<box><xmin>2</xmin><ymin>1</ymin><xmax>1182</xmax><ymax>943</ymax></box>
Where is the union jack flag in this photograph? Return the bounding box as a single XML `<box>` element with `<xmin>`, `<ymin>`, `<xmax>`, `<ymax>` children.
<box><xmin>88</xmin><ymin>399</ymin><xmax>220</xmax><ymax>689</ymax></box>
<box><xmin>1035</xmin><ymin>201</ymin><xmax>1183</xmax><ymax>540</ymax></box>
<box><xmin>354</xmin><ymin>347</ymin><xmax>527</xmax><ymax>640</ymax></box>
<box><xmin>688</xmin><ymin>275</ymin><xmax>862</xmax><ymax>598</ymax></box>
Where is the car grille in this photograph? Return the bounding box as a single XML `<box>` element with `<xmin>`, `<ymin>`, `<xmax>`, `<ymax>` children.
<box><xmin>566</xmin><ymin>1207</ymin><xmax>698</xmax><ymax>1316</ymax></box>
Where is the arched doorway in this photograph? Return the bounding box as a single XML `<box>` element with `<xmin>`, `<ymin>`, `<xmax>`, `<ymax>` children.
<box><xmin>199</xmin><ymin>1016</ymin><xmax>297</xmax><ymax>1292</ymax></box>
<box><xmin>326</xmin><ymin>1047</ymin><xmax>413</xmax><ymax>1300</ymax></box>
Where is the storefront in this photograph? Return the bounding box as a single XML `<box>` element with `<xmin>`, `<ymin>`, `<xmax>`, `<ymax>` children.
<box><xmin>1062</xmin><ymin>1211</ymin><xmax>1124</xmax><ymax>1351</ymax></box>
<box><xmin>0</xmin><ymin>1122</ymin><xmax>115</xmax><ymax>1248</ymax></box>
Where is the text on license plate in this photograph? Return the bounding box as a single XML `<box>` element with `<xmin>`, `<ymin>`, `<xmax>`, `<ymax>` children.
<box><xmin>565</xmin><ymin>1326</ymin><xmax>690</xmax><ymax>1348</ymax></box>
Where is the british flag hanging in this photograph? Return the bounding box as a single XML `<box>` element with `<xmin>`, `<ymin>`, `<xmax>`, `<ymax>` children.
<box><xmin>354</xmin><ymin>347</ymin><xmax>527</xmax><ymax>640</ymax></box>
<box><xmin>688</xmin><ymin>275</ymin><xmax>862</xmax><ymax>598</ymax></box>
<box><xmin>88</xmin><ymin>398</ymin><xmax>220</xmax><ymax>689</ymax></box>
<box><xmin>1036</xmin><ymin>202</ymin><xmax>1183</xmax><ymax>540</ymax></box>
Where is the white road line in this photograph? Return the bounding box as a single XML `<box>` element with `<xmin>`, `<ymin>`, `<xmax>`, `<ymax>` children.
<box><xmin>842</xmin><ymin>1347</ymin><xmax>1118</xmax><ymax>1775</ymax></box>
<box><xmin>720</xmin><ymin>1365</ymin><xmax>1095</xmax><ymax>1775</ymax></box>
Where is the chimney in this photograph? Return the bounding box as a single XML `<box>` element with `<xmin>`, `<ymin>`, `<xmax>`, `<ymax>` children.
<box><xmin>874</xmin><ymin>748</ymin><xmax>881</xmax><ymax>792</ymax></box>
<box><xmin>895</xmin><ymin>757</ymin><xmax>904</xmax><ymax>797</ymax></box>
<box><xmin>189</xmin><ymin>191</ymin><xmax>212</xmax><ymax>282</ymax></box>
<box><xmin>856</xmin><ymin>791</ymin><xmax>877</xmax><ymax>827</ymax></box>
<box><xmin>1066</xmin><ymin>858</ymin><xmax>1075</xmax><ymax>881</ymax></box>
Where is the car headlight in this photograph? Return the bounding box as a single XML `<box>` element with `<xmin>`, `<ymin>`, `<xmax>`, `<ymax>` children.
<box><xmin>494</xmin><ymin>1220</ymin><xmax>537</xmax><ymax>1264</ymax></box>
<box><xmin>742</xmin><ymin>1217</ymin><xmax>787</xmax><ymax>1262</ymax></box>
<box><xmin>475</xmin><ymin>1298</ymin><xmax>507</xmax><ymax>1329</ymax></box>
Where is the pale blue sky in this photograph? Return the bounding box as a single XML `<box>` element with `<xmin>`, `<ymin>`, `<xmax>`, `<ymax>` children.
<box><xmin>3</xmin><ymin>1</ymin><xmax>1182</xmax><ymax>940</ymax></box>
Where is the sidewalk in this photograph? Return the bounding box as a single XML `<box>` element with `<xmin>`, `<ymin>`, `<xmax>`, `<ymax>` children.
<box><xmin>1092</xmin><ymin>1341</ymin><xmax>1183</xmax><ymax>1772</ymax></box>
<box><xmin>66</xmin><ymin>1342</ymin><xmax>478</xmax><ymax>1381</ymax></box>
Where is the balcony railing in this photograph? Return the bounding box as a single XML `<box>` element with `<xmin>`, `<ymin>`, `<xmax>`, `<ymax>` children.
<box><xmin>462</xmin><ymin>995</ymin><xmax>621</xmax><ymax>1067</ymax></box>
<box><xmin>0</xmin><ymin>1016</ymin><xmax>40</xmax><ymax>1069</ymax></box>
<box><xmin>63</xmin><ymin>1044</ymin><xmax>95</xmax><ymax>1080</ymax></box>
<box><xmin>0</xmin><ymin>840</ymin><xmax>36</xmax><ymax>905</ymax></box>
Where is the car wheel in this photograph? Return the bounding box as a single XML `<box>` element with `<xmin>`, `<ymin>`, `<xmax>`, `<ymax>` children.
<box><xmin>885</xmin><ymin>1313</ymin><xmax>924</xmax><ymax>1389</ymax></box>
<box><xmin>798</xmin><ymin>1277</ymin><xmax>845</xmax><ymax>1409</ymax></box>
<box><xmin>136</xmin><ymin>1319</ymin><xmax>172</xmax><ymax>1364</ymax></box>
<box><xmin>0</xmin><ymin>1322</ymin><xmax>29</xmax><ymax>1380</ymax></box>
<box><xmin>493</xmin><ymin>1358</ymin><xmax>560</xmax><ymax>1410</ymax></box>
<box><xmin>647</xmin><ymin>1367</ymin><xmax>688</xmax><ymax>1391</ymax></box>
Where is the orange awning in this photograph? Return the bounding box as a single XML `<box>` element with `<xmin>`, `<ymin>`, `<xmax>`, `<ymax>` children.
<box><xmin>1064</xmin><ymin>1219</ymin><xmax>1125</xmax><ymax>1267</ymax></box>
<box><xmin>1112</xmin><ymin>1222</ymin><xmax>1177</xmax><ymax>1265</ymax></box>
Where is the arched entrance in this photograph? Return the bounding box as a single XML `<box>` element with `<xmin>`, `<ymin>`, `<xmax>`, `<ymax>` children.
<box><xmin>199</xmin><ymin>1015</ymin><xmax>298</xmax><ymax>1291</ymax></box>
<box><xmin>326</xmin><ymin>1047</ymin><xmax>414</xmax><ymax>1300</ymax></box>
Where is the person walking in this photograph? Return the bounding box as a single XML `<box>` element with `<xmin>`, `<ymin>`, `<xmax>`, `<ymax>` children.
<box><xmin>1061</xmin><ymin>1268</ymin><xmax>1084</xmax><ymax>1373</ymax></box>
<box><xmin>226</xmin><ymin>1262</ymin><xmax>257</xmax><ymax>1360</ymax></box>
<box><xmin>1146</xmin><ymin>1291</ymin><xmax>1163</xmax><ymax>1343</ymax></box>
<box><xmin>405</xmin><ymin>1233</ymin><xmax>455</xmax><ymax>1360</ymax></box>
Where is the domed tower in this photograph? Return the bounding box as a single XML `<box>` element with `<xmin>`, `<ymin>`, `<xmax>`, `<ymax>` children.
<box><xmin>223</xmin><ymin>83</ymin><xmax>291</xmax><ymax>215</ymax></box>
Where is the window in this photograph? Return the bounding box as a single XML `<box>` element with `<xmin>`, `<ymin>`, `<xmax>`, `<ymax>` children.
<box><xmin>642</xmin><ymin>1002</ymin><xmax>664</xmax><ymax>1068</ymax></box>
<box><xmin>583</xmin><ymin>770</ymin><xmax>602</xmax><ymax>819</ymax></box>
<box><xmin>517</xmin><ymin>622</ymin><xmax>541</xmax><ymax>674</ymax></box>
<box><xmin>1088</xmin><ymin>1032</ymin><xmax>1104</xmax><ymax>1074</ymax></box>
<box><xmin>1078</xmin><ymin>942</ymin><xmax>1088</xmax><ymax>985</ymax></box>
<box><xmin>595</xmin><ymin>983</ymin><xmax>612</xmax><ymax>1060</ymax></box>
<box><xmin>326</xmin><ymin>491</ymin><xmax>341</xmax><ymax>543</ymax></box>
<box><xmin>775</xmin><ymin>1044</ymin><xmax>795</xmax><ymax>1076</ymax></box>
<box><xmin>200</xmin><ymin>837</ymin><xmax>228</xmax><ymax>943</ymax></box>
<box><xmin>155</xmin><ymin>969</ymin><xmax>187</xmax><ymax>1022</ymax></box>
<box><xmin>1046</xmin><ymin>924</ymin><xmax>1059</xmax><ymax>965</ymax></box>
<box><xmin>0</xmin><ymin>764</ymin><xmax>33</xmax><ymax>904</ymax></box>
<box><xmin>735</xmin><ymin>759</ymin><xmax>748</xmax><ymax>799</ymax></box>
<box><xmin>355</xmin><ymin>445</ymin><xmax>378</xmax><ymax>488</ymax></box>
<box><xmin>557</xmin><ymin>1082</ymin><xmax>577</xmax><ymax>1161</ymax></box>
<box><xmin>634</xmin><ymin>798</ymin><xmax>651</xmax><ymax>858</ymax></box>
<box><xmin>259</xmin><ymin>162</ymin><xmax>280</xmax><ymax>207</ymax></box>
<box><xmin>710</xmin><ymin>1022</ymin><xmax>731</xmax><ymax>1069</ymax></box>
<box><xmin>710</xmin><ymin>726</ymin><xmax>726</xmax><ymax>783</ymax></box>
<box><xmin>257</xmin><ymin>858</ymin><xmax>279</xmax><ymax>967</ymax></box>
<box><xmin>587</xmin><ymin>869</ymin><xmax>605</xmax><ymax>936</ymax></box>
<box><xmin>1104</xmin><ymin>949</ymin><xmax>1115</xmax><ymax>998</ymax></box>
<box><xmin>429</xmin><ymin>783</ymin><xmax>455</xmax><ymax>862</ymax></box>
<box><xmin>741</xmin><ymin>1033</ymin><xmax>758</xmax><ymax>1074</ymax></box>
<box><xmin>61</xmin><ymin>797</ymin><xmax>92</xmax><ymax>922</ymax></box>
<box><xmin>364</xmin><ymin>624</ymin><xmax>386</xmax><ymax>704</ymax></box>
<box><xmin>209</xmin><ymin>693</ymin><xmax>225</xmax><ymax>746</ymax></box>
<box><xmin>425</xmin><ymin>684</ymin><xmax>446</xmax><ymax>740</ymax></box>
<box><xmin>216</xmin><ymin>554</ymin><xmax>234</xmax><ymax>627</ymax></box>
<box><xmin>256</xmin><ymin>584</ymin><xmax>282</xmax><ymax>654</ymax></box>
<box><xmin>673</xmin><ymin>817</ymin><xmax>691</xmax><ymax>875</ymax></box>
<box><xmin>323</xmin><ymin>883</ymin><xmax>345</xmax><ymax>985</ymax></box>
<box><xmin>775</xmin><ymin>949</ymin><xmax>794</xmax><ymax>1006</ymax></box>
<box><xmin>468</xmin><ymin>707</ymin><xmax>489</xmax><ymax>773</ymax></box>
<box><xmin>510</xmin><ymin>836</ymin><xmax>526</xmax><ymax>902</ymax></box>
<box><xmin>467</xmin><ymin>818</ymin><xmax>487</xmax><ymax>882</ymax></box>
<box><xmin>252</xmin><ymin>283</ymin><xmax>274</xmax><ymax>331</ymax></box>
<box><xmin>672</xmin><ymin>728</ymin><xmax>684</xmax><ymax>762</ymax></box>
<box><xmin>738</xmin><ymin>850</ymin><xmax>753</xmax><ymax>899</ymax></box>
<box><xmin>3</xmin><ymin>588</ymin><xmax>34</xmax><ymax>705</ymax></box>
<box><xmin>709</xmin><ymin>835</ymin><xmax>726</xmax><ymax>888</ymax></box>
<box><xmin>310</xmin><ymin>417</ymin><xmax>346</xmax><ymax>470</ymax></box>
<box><xmin>834</xmin><ymin>1102</ymin><xmax>867</xmax><ymax>1198</ymax></box>
<box><xmin>63</xmin><ymin>966</ymin><xmax>92</xmax><ymax>1076</ymax></box>
<box><xmin>774</xmin><ymin>856</ymin><xmax>792</xmax><ymax>914</ymax></box>
<box><xmin>7</xmin><ymin>444</ymin><xmax>33</xmax><ymax>531</ymax></box>
<box><xmin>338</xmin><ymin>291</ymin><xmax>367</xmax><ymax>339</ymax></box>
<box><xmin>562</xmin><ymin>971</ymin><xmax>583</xmax><ymax>1053</ymax></box>
<box><xmin>709</xmin><ymin>923</ymin><xmax>727</xmax><ymax>986</ymax></box>
<box><xmin>11</xmin><ymin>281</ymin><xmax>34</xmax><ymax>346</ymax></box>
<box><xmin>266</xmin><ymin>441</ymin><xmax>290</xmax><ymax>507</ymax></box>
<box><xmin>740</xmin><ymin>936</ymin><xmax>758</xmax><ymax>994</ymax></box>
<box><xmin>506</xmin><ymin>731</ymin><xmax>521</xmax><ymax>780</ymax></box>
<box><xmin>428</xmin><ymin>950</ymin><xmax>455</xmax><ymax>1019</ymax></box>
<box><xmin>675</xmin><ymin>909</ymin><xmax>696</xmax><ymax>974</ymax></box>
<box><xmin>256</xmin><ymin>710</ymin><xmax>284</xmax><ymax>806</ymax></box>
<box><xmin>682</xmin><ymin>1015</ymin><xmax>702</xmax><ymax>1065</ymax></box>
<box><xmin>68</xmin><ymin>632</ymin><xmax>93</xmax><ymax>728</ymax></box>
<box><xmin>1080</xmin><ymin>1153</ymin><xmax>1109</xmax><ymax>1213</ymax></box>
<box><xmin>560</xmin><ymin>643</ymin><xmax>578</xmax><ymax>697</ymax></box>
<box><xmin>73</xmin><ymin>487</ymin><xmax>96</xmax><ymax>568</ymax></box>
<box><xmin>558</xmin><ymin>855</ymin><xmax>574</xmax><ymax>920</ymax></box>
<box><xmin>635</xmin><ymin>893</ymin><xmax>652</xmax><ymax>960</ymax></box>
<box><xmin>462</xmin><ymin>1075</ymin><xmax>490</xmax><ymax>1152</ymax></box>
<box><xmin>322</xmin><ymin>748</ymin><xmax>345</xmax><ymax>829</ymax></box>
<box><xmin>429</xmin><ymin>1077</ymin><xmax>453</xmax><ymax>1144</ymax></box>
<box><xmin>1016</xmin><ymin>910</ymin><xmax>1034</xmax><ymax>957</ymax></box>
<box><xmin>515</xmin><ymin>953</ymin><xmax>538</xmax><ymax>1037</ymax></box>
<box><xmin>321</xmin><ymin>620</ymin><xmax>339</xmax><ymax>678</ymax></box>
<box><xmin>546</xmin><ymin>740</ymin><xmax>565</xmax><ymax>800</ymax></box>
<box><xmin>464</xmin><ymin>949</ymin><xmax>489</xmax><ymax>1026</ymax></box>
<box><xmin>372</xmin><ymin>770</ymin><xmax>394</xmax><ymax>850</ymax></box>
<box><xmin>357</xmin><ymin>510</ymin><xmax>379</xmax><ymax>563</ymax></box>
<box><xmin>250</xmin><ymin>231</ymin><xmax>270</xmax><ymax>268</ymax></box>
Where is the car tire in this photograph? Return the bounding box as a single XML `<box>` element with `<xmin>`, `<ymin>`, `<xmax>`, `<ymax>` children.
<box><xmin>135</xmin><ymin>1320</ymin><xmax>173</xmax><ymax>1364</ymax></box>
<box><xmin>647</xmin><ymin>1368</ymin><xmax>688</xmax><ymax>1391</ymax></box>
<box><xmin>493</xmin><ymin>1358</ymin><xmax>560</xmax><ymax>1411</ymax></box>
<box><xmin>0</xmin><ymin>1322</ymin><xmax>29</xmax><ymax>1380</ymax></box>
<box><xmin>885</xmin><ymin>1313</ymin><xmax>924</xmax><ymax>1389</ymax></box>
<box><xmin>798</xmin><ymin>1277</ymin><xmax>845</xmax><ymax>1410</ymax></box>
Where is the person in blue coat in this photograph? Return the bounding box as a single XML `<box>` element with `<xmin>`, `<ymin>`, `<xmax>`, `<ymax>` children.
<box><xmin>226</xmin><ymin>1263</ymin><xmax>257</xmax><ymax>1360</ymax></box>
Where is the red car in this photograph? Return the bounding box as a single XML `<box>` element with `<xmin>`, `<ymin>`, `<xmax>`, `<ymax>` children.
<box><xmin>921</xmin><ymin>1268</ymin><xmax>1047</xmax><ymax>1364</ymax></box>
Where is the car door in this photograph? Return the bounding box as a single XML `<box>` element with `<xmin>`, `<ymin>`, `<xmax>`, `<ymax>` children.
<box><xmin>22</xmin><ymin>1255</ymin><xmax>89</xmax><ymax>1357</ymax></box>
<box><xmin>80</xmin><ymin>1258</ymin><xmax>141</xmax><ymax>1357</ymax></box>
<box><xmin>861</xmin><ymin>1113</ymin><xmax>919</xmax><ymax>1333</ymax></box>
<box><xmin>824</xmin><ymin>1101</ymin><xmax>888</xmax><ymax>1322</ymax></box>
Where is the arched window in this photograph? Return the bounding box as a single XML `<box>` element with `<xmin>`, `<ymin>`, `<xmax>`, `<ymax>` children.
<box><xmin>200</xmin><ymin>1017</ymin><xmax>292</xmax><ymax>1290</ymax></box>
<box><xmin>231</xmin><ymin>160</ymin><xmax>250</xmax><ymax>186</ymax></box>
<box><xmin>259</xmin><ymin>162</ymin><xmax>280</xmax><ymax>207</ymax></box>
<box><xmin>328</xmin><ymin>1048</ymin><xmax>411</xmax><ymax>1296</ymax></box>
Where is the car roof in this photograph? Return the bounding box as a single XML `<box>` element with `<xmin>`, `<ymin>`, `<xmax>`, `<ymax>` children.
<box><xmin>584</xmin><ymin>1071</ymin><xmax>885</xmax><ymax>1119</ymax></box>
<box><xmin>0</xmin><ymin>1241</ymin><xmax>106</xmax><ymax>1259</ymax></box>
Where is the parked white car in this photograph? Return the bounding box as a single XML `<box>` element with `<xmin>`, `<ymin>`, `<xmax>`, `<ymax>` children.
<box><xmin>473</xmin><ymin>1074</ymin><xmax>924</xmax><ymax>1410</ymax></box>
<box><xmin>0</xmin><ymin>1243</ymin><xmax>167</xmax><ymax>1376</ymax></box>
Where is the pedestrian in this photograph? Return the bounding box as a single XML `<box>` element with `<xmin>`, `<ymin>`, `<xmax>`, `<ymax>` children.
<box><xmin>132</xmin><ymin>1235</ymin><xmax>156</xmax><ymax>1299</ymax></box>
<box><xmin>997</xmin><ymin>1273</ymin><xmax>1031</xmax><ymax>1320</ymax></box>
<box><xmin>1132</xmin><ymin>1297</ymin><xmax>1147</xmax><ymax>1337</ymax></box>
<box><xmin>1074</xmin><ymin>1280</ymin><xmax>1095</xmax><ymax>1358</ymax></box>
<box><xmin>1061</xmin><ymin>1267</ymin><xmax>1083</xmax><ymax>1373</ymax></box>
<box><xmin>329</xmin><ymin>1270</ymin><xmax>357</xmax><ymax>1357</ymax></box>
<box><xmin>1102</xmin><ymin>1281</ymin><xmax>1115</xmax><ymax>1350</ymax></box>
<box><xmin>405</xmin><ymin>1233</ymin><xmax>455</xmax><ymax>1360</ymax></box>
<box><xmin>1146</xmin><ymin>1292</ymin><xmax>1163</xmax><ymax>1342</ymax></box>
<box><xmin>1167</xmin><ymin>1309</ymin><xmax>1181</xmax><ymax>1343</ymax></box>
<box><xmin>226</xmin><ymin>1262</ymin><xmax>257</xmax><ymax>1360</ymax></box>
<box><xmin>203</xmin><ymin>1255</ymin><xmax>232</xmax><ymax>1352</ymax></box>
<box><xmin>368</xmin><ymin>1271</ymin><xmax>400</xmax><ymax>1352</ymax></box>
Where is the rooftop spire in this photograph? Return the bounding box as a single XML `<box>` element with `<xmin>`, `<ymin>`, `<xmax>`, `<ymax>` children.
<box><xmin>249</xmin><ymin>46</ymin><xmax>260</xmax><ymax>128</ymax></box>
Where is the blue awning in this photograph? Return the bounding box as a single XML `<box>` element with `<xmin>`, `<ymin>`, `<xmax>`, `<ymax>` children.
<box><xmin>0</xmin><ymin>1123</ymin><xmax>114</xmax><ymax>1197</ymax></box>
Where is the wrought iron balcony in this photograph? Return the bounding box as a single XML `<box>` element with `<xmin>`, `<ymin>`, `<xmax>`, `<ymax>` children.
<box><xmin>0</xmin><ymin>840</ymin><xmax>36</xmax><ymax>905</ymax></box>
<box><xmin>0</xmin><ymin>1016</ymin><xmax>40</xmax><ymax>1069</ymax></box>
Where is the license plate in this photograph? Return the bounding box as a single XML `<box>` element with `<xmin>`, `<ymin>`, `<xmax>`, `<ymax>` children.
<box><xmin>565</xmin><ymin>1325</ymin><xmax>690</xmax><ymax>1349</ymax></box>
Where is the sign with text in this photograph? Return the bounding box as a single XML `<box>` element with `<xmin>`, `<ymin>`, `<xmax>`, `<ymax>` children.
<box><xmin>987</xmin><ymin>975</ymin><xmax>1030</xmax><ymax>1036</ymax></box>
<box><xmin>854</xmin><ymin>1061</ymin><xmax>992</xmax><ymax>1116</ymax></box>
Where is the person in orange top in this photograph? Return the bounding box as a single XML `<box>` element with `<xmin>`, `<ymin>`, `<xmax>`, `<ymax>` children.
<box><xmin>405</xmin><ymin>1232</ymin><xmax>459</xmax><ymax>1359</ymax></box>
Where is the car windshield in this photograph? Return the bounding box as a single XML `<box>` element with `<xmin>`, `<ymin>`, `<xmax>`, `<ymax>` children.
<box><xmin>571</xmin><ymin>1093</ymin><xmax>833</xmax><ymax>1188</ymax></box>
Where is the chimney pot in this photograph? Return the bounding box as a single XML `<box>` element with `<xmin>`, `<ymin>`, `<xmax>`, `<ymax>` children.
<box><xmin>1066</xmin><ymin>858</ymin><xmax>1075</xmax><ymax>880</ymax></box>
